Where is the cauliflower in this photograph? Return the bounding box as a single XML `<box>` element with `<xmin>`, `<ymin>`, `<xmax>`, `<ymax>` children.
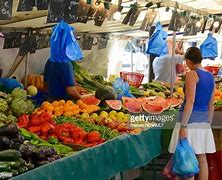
<box><xmin>11</xmin><ymin>98</ymin><xmax>28</xmax><ymax>116</ymax></box>
<box><xmin>11</xmin><ymin>88</ymin><xmax>27</xmax><ymax>100</ymax></box>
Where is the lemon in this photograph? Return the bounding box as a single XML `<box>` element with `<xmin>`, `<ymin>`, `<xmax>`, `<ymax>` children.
<box><xmin>100</xmin><ymin>111</ymin><xmax>109</xmax><ymax>117</ymax></box>
<box><xmin>90</xmin><ymin>113</ymin><xmax>99</xmax><ymax>120</ymax></box>
<box><xmin>109</xmin><ymin>115</ymin><xmax>117</xmax><ymax>121</ymax></box>
<box><xmin>81</xmin><ymin>113</ymin><xmax>90</xmax><ymax>120</ymax></box>
<box><xmin>117</xmin><ymin>112</ymin><xmax>125</xmax><ymax>121</ymax></box>
<box><xmin>177</xmin><ymin>87</ymin><xmax>184</xmax><ymax>95</ymax></box>
<box><xmin>109</xmin><ymin>110</ymin><xmax>117</xmax><ymax>117</ymax></box>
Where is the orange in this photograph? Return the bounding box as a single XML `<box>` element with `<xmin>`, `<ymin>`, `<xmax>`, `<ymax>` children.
<box><xmin>66</xmin><ymin>100</ymin><xmax>74</xmax><ymax>105</ymax></box>
<box><xmin>63</xmin><ymin>111</ymin><xmax>73</xmax><ymax>117</ymax></box>
<box><xmin>52</xmin><ymin>101</ymin><xmax>59</xmax><ymax>107</ymax></box>
<box><xmin>59</xmin><ymin>100</ymin><xmax>65</xmax><ymax>105</ymax></box>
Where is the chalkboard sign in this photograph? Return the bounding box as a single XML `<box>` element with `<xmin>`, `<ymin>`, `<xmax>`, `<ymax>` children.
<box><xmin>47</xmin><ymin>0</ymin><xmax>79</xmax><ymax>23</ymax></box>
<box><xmin>3</xmin><ymin>32</ymin><xmax>22</xmax><ymax>49</ymax></box>
<box><xmin>82</xmin><ymin>36</ymin><xmax>93</xmax><ymax>50</ymax></box>
<box><xmin>77</xmin><ymin>0</ymin><xmax>90</xmax><ymax>23</ymax></box>
<box><xmin>63</xmin><ymin>0</ymin><xmax>79</xmax><ymax>23</ymax></box>
<box><xmin>98</xmin><ymin>37</ymin><xmax>108</xmax><ymax>49</ymax></box>
<box><xmin>36</xmin><ymin>0</ymin><xmax>49</xmax><ymax>10</ymax></box>
<box><xmin>19</xmin><ymin>33</ymin><xmax>37</xmax><ymax>55</ymax></box>
<box><xmin>36</xmin><ymin>33</ymin><xmax>50</xmax><ymax>49</ymax></box>
<box><xmin>17</xmin><ymin>0</ymin><xmax>35</xmax><ymax>11</ymax></box>
<box><xmin>0</xmin><ymin>0</ymin><xmax>13</xmax><ymax>20</ymax></box>
<box><xmin>47</xmin><ymin>0</ymin><xmax>65</xmax><ymax>23</ymax></box>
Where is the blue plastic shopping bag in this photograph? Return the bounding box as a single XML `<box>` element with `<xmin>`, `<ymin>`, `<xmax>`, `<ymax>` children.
<box><xmin>173</xmin><ymin>138</ymin><xmax>199</xmax><ymax>178</ymax></box>
<box><xmin>50</xmin><ymin>20</ymin><xmax>83</xmax><ymax>62</ymax></box>
<box><xmin>146</xmin><ymin>22</ymin><xmax>168</xmax><ymax>56</ymax></box>
<box><xmin>200</xmin><ymin>33</ymin><xmax>218</xmax><ymax>59</ymax></box>
<box><xmin>112</xmin><ymin>78</ymin><xmax>135</xmax><ymax>100</ymax></box>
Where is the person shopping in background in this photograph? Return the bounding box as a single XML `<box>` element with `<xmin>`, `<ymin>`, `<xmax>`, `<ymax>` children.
<box><xmin>153</xmin><ymin>42</ymin><xmax>184</xmax><ymax>83</ymax></box>
<box><xmin>169</xmin><ymin>47</ymin><xmax>216</xmax><ymax>180</ymax></box>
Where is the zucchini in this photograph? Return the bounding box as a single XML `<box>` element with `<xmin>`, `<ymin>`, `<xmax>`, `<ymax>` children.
<box><xmin>25</xmin><ymin>163</ymin><xmax>34</xmax><ymax>170</ymax></box>
<box><xmin>17</xmin><ymin>166</ymin><xmax>28</xmax><ymax>174</ymax></box>
<box><xmin>0</xmin><ymin>161</ymin><xmax>19</xmax><ymax>169</ymax></box>
<box><xmin>17</xmin><ymin>158</ymin><xmax>26</xmax><ymax>166</ymax></box>
<box><xmin>10</xmin><ymin>169</ymin><xmax>19</xmax><ymax>176</ymax></box>
<box><xmin>0</xmin><ymin>150</ymin><xmax>21</xmax><ymax>161</ymax></box>
<box><xmin>0</xmin><ymin>164</ymin><xmax>11</xmax><ymax>171</ymax></box>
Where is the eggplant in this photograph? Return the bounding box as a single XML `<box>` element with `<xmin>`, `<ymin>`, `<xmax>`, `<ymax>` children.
<box><xmin>41</xmin><ymin>147</ymin><xmax>57</xmax><ymax>156</ymax></box>
<box><xmin>13</xmin><ymin>134</ymin><xmax>25</xmax><ymax>143</ymax></box>
<box><xmin>35</xmin><ymin>160</ymin><xmax>49</xmax><ymax>167</ymax></box>
<box><xmin>19</xmin><ymin>144</ymin><xmax>33</xmax><ymax>157</ymax></box>
<box><xmin>10</xmin><ymin>142</ymin><xmax>21</xmax><ymax>150</ymax></box>
<box><xmin>0</xmin><ymin>124</ymin><xmax>19</xmax><ymax>137</ymax></box>
<box><xmin>0</xmin><ymin>136</ymin><xmax>12</xmax><ymax>149</ymax></box>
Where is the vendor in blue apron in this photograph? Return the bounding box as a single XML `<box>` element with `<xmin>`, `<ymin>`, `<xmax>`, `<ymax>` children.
<box><xmin>44</xmin><ymin>21</ymin><xmax>83</xmax><ymax>101</ymax></box>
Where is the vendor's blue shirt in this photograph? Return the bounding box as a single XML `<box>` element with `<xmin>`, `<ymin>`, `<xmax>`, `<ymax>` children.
<box><xmin>44</xmin><ymin>61</ymin><xmax>75</xmax><ymax>100</ymax></box>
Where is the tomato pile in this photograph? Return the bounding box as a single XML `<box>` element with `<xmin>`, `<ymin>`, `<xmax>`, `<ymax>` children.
<box><xmin>17</xmin><ymin>112</ymin><xmax>104</xmax><ymax>147</ymax></box>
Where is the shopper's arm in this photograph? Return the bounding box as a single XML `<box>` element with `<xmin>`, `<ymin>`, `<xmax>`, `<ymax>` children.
<box><xmin>208</xmin><ymin>84</ymin><xmax>215</xmax><ymax>124</ymax></box>
<box><xmin>179</xmin><ymin>70</ymin><xmax>198</xmax><ymax>138</ymax></box>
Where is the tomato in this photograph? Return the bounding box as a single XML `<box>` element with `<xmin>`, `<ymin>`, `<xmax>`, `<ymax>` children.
<box><xmin>17</xmin><ymin>115</ymin><xmax>29</xmax><ymax>128</ymax></box>
<box><xmin>30</xmin><ymin>114</ymin><xmax>42</xmax><ymax>126</ymax></box>
<box><xmin>86</xmin><ymin>131</ymin><xmax>101</xmax><ymax>143</ymax></box>
<box><xmin>28</xmin><ymin>126</ymin><xmax>41</xmax><ymax>133</ymax></box>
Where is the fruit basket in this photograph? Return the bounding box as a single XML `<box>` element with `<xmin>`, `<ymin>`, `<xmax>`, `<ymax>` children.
<box><xmin>204</xmin><ymin>66</ymin><xmax>220</xmax><ymax>75</ymax></box>
<box><xmin>120</xmin><ymin>72</ymin><xmax>144</xmax><ymax>88</ymax></box>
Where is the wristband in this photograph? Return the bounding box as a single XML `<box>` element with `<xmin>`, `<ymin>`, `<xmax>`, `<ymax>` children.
<box><xmin>180</xmin><ymin>124</ymin><xmax>187</xmax><ymax>128</ymax></box>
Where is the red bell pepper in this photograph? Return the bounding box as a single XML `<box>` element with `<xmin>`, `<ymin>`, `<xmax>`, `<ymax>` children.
<box><xmin>17</xmin><ymin>115</ymin><xmax>29</xmax><ymax>128</ymax></box>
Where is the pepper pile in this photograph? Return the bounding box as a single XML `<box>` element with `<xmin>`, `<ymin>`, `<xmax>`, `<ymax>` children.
<box><xmin>17</xmin><ymin>112</ymin><xmax>105</xmax><ymax>147</ymax></box>
<box><xmin>34</xmin><ymin>100</ymin><xmax>100</xmax><ymax>117</ymax></box>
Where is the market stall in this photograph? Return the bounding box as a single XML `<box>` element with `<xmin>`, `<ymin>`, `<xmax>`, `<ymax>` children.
<box><xmin>1</xmin><ymin>0</ymin><xmax>222</xmax><ymax>180</ymax></box>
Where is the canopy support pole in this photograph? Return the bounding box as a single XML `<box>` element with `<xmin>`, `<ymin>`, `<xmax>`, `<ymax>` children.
<box><xmin>24</xmin><ymin>30</ymin><xmax>32</xmax><ymax>88</ymax></box>
<box><xmin>170</xmin><ymin>31</ymin><xmax>176</xmax><ymax>98</ymax></box>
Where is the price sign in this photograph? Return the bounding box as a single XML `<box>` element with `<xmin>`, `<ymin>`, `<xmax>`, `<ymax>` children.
<box><xmin>0</xmin><ymin>0</ymin><xmax>13</xmax><ymax>20</ymax></box>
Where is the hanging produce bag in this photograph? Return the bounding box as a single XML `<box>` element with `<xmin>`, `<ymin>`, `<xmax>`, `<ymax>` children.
<box><xmin>50</xmin><ymin>21</ymin><xmax>83</xmax><ymax>62</ymax></box>
<box><xmin>129</xmin><ymin>8</ymin><xmax>142</xmax><ymax>26</ymax></box>
<box><xmin>122</xmin><ymin>3</ymin><xmax>139</xmax><ymax>25</ymax></box>
<box><xmin>47</xmin><ymin>0</ymin><xmax>65</xmax><ymax>23</ymax></box>
<box><xmin>200</xmin><ymin>33</ymin><xmax>218</xmax><ymax>59</ymax></box>
<box><xmin>112</xmin><ymin>78</ymin><xmax>134</xmax><ymax>100</ymax></box>
<box><xmin>146</xmin><ymin>22</ymin><xmax>168</xmax><ymax>56</ymax></box>
<box><xmin>140</xmin><ymin>9</ymin><xmax>157</xmax><ymax>31</ymax></box>
<box><xmin>77</xmin><ymin>0</ymin><xmax>90</xmax><ymax>23</ymax></box>
<box><xmin>0</xmin><ymin>0</ymin><xmax>13</xmax><ymax>20</ymax></box>
<box><xmin>168</xmin><ymin>11</ymin><xmax>182</xmax><ymax>31</ymax></box>
<box><xmin>63</xmin><ymin>0</ymin><xmax>79</xmax><ymax>23</ymax></box>
<box><xmin>172</xmin><ymin>138</ymin><xmax>199</xmax><ymax>178</ymax></box>
<box><xmin>98</xmin><ymin>37</ymin><xmax>108</xmax><ymax>49</ymax></box>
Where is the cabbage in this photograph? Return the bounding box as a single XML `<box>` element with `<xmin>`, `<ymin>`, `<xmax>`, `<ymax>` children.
<box><xmin>11</xmin><ymin>98</ymin><xmax>28</xmax><ymax>116</ymax></box>
<box><xmin>26</xmin><ymin>100</ymin><xmax>35</xmax><ymax>114</ymax></box>
<box><xmin>11</xmin><ymin>88</ymin><xmax>27</xmax><ymax>100</ymax></box>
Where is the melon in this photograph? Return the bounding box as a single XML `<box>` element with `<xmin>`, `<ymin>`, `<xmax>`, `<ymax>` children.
<box><xmin>27</xmin><ymin>85</ymin><xmax>38</xmax><ymax>96</ymax></box>
<box><xmin>95</xmin><ymin>86</ymin><xmax>116</xmax><ymax>101</ymax></box>
<box><xmin>124</xmin><ymin>101</ymin><xmax>142</xmax><ymax>113</ymax></box>
<box><xmin>152</xmin><ymin>96</ymin><xmax>171</xmax><ymax>110</ymax></box>
<box><xmin>122</xmin><ymin>97</ymin><xmax>136</xmax><ymax>104</ymax></box>
<box><xmin>105</xmin><ymin>100</ymin><xmax>122</xmax><ymax>110</ymax></box>
<box><xmin>166</xmin><ymin>98</ymin><xmax>183</xmax><ymax>108</ymax></box>
<box><xmin>142</xmin><ymin>103</ymin><xmax>164</xmax><ymax>115</ymax></box>
<box><xmin>81</xmin><ymin>95</ymin><xmax>101</xmax><ymax>105</ymax></box>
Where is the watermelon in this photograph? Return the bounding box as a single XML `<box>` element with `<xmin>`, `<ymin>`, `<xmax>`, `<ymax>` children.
<box><xmin>124</xmin><ymin>101</ymin><xmax>142</xmax><ymax>113</ymax></box>
<box><xmin>153</xmin><ymin>97</ymin><xmax>170</xmax><ymax>110</ymax></box>
<box><xmin>81</xmin><ymin>95</ymin><xmax>101</xmax><ymax>105</ymax></box>
<box><xmin>105</xmin><ymin>100</ymin><xmax>122</xmax><ymax>110</ymax></box>
<box><xmin>166</xmin><ymin>98</ymin><xmax>183</xmax><ymax>108</ymax></box>
<box><xmin>142</xmin><ymin>103</ymin><xmax>164</xmax><ymax>115</ymax></box>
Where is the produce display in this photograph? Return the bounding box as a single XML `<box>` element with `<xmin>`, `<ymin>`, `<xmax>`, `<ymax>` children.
<box><xmin>34</xmin><ymin>99</ymin><xmax>100</xmax><ymax>117</ymax></box>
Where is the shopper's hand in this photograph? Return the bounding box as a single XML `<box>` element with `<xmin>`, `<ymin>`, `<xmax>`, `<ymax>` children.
<box><xmin>179</xmin><ymin>128</ymin><xmax>188</xmax><ymax>139</ymax></box>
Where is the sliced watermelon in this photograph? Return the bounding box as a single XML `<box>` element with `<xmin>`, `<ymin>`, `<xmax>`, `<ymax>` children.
<box><xmin>166</xmin><ymin>98</ymin><xmax>183</xmax><ymax>108</ymax></box>
<box><xmin>142</xmin><ymin>103</ymin><xmax>164</xmax><ymax>115</ymax></box>
<box><xmin>105</xmin><ymin>100</ymin><xmax>122</xmax><ymax>110</ymax></box>
<box><xmin>124</xmin><ymin>101</ymin><xmax>142</xmax><ymax>113</ymax></box>
<box><xmin>81</xmin><ymin>95</ymin><xmax>101</xmax><ymax>105</ymax></box>
<box><xmin>122</xmin><ymin>97</ymin><xmax>136</xmax><ymax>104</ymax></box>
<box><xmin>152</xmin><ymin>97</ymin><xmax>170</xmax><ymax>110</ymax></box>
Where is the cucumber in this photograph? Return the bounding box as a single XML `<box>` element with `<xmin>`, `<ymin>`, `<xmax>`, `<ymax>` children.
<box><xmin>10</xmin><ymin>169</ymin><xmax>19</xmax><ymax>176</ymax></box>
<box><xmin>25</xmin><ymin>163</ymin><xmax>34</xmax><ymax>170</ymax></box>
<box><xmin>0</xmin><ymin>161</ymin><xmax>19</xmax><ymax>169</ymax></box>
<box><xmin>17</xmin><ymin>158</ymin><xmax>26</xmax><ymax>166</ymax></box>
<box><xmin>0</xmin><ymin>150</ymin><xmax>21</xmax><ymax>161</ymax></box>
<box><xmin>0</xmin><ymin>164</ymin><xmax>11</xmax><ymax>171</ymax></box>
<box><xmin>17</xmin><ymin>166</ymin><xmax>28</xmax><ymax>174</ymax></box>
